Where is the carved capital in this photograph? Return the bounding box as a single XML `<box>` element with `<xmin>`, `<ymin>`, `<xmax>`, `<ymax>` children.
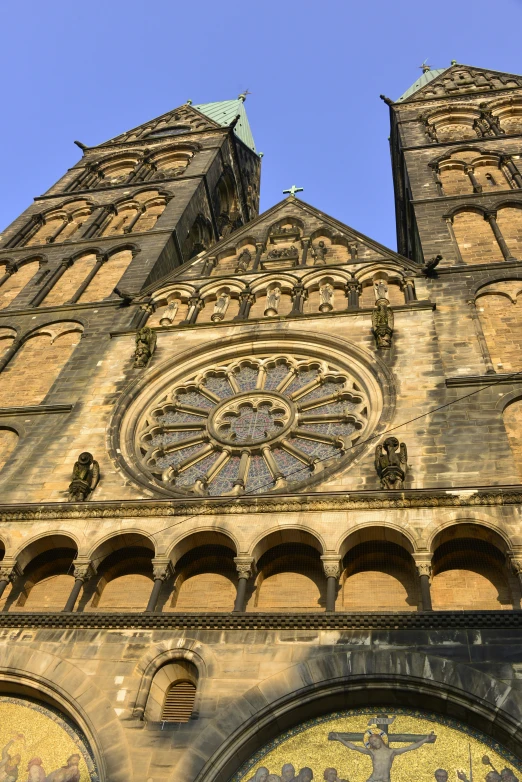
<box><xmin>416</xmin><ymin>563</ymin><xmax>432</xmax><ymax>578</ymax></box>
<box><xmin>0</xmin><ymin>564</ymin><xmax>19</xmax><ymax>583</ymax></box>
<box><xmin>321</xmin><ymin>557</ymin><xmax>341</xmax><ymax>579</ymax></box>
<box><xmin>484</xmin><ymin>210</ymin><xmax>497</xmax><ymax>222</ymax></box>
<box><xmin>511</xmin><ymin>558</ymin><xmax>522</xmax><ymax>576</ymax></box>
<box><xmin>152</xmin><ymin>561</ymin><xmax>173</xmax><ymax>581</ymax></box>
<box><xmin>234</xmin><ymin>558</ymin><xmax>255</xmax><ymax>580</ymax></box>
<box><xmin>73</xmin><ymin>562</ymin><xmax>95</xmax><ymax>581</ymax></box>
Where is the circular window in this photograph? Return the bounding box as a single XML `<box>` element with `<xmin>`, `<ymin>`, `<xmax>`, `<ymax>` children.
<box><xmin>132</xmin><ymin>353</ymin><xmax>375</xmax><ymax>497</ymax></box>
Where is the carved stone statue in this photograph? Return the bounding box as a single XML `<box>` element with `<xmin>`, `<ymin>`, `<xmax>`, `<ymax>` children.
<box><xmin>267</xmin><ymin>246</ymin><xmax>298</xmax><ymax>260</ymax></box>
<box><xmin>374</xmin><ymin>280</ymin><xmax>388</xmax><ymax>301</ymax></box>
<box><xmin>348</xmin><ymin>242</ymin><xmax>358</xmax><ymax>260</ymax></box>
<box><xmin>211</xmin><ymin>292</ymin><xmax>230</xmax><ymax>322</ymax></box>
<box><xmin>134</xmin><ymin>326</ymin><xmax>157</xmax><ymax>368</ymax></box>
<box><xmin>312</xmin><ymin>241</ymin><xmax>328</xmax><ymax>265</ymax></box>
<box><xmin>68</xmin><ymin>452</ymin><xmax>100</xmax><ymax>502</ymax></box>
<box><xmin>375</xmin><ymin>437</ymin><xmax>408</xmax><ymax>490</ymax></box>
<box><xmin>319</xmin><ymin>282</ymin><xmax>334</xmax><ymax>312</ymax></box>
<box><xmin>264</xmin><ymin>286</ymin><xmax>281</xmax><ymax>316</ymax></box>
<box><xmin>235</xmin><ymin>248</ymin><xmax>251</xmax><ymax>273</ymax></box>
<box><xmin>159</xmin><ymin>300</ymin><xmax>179</xmax><ymax>326</ymax></box>
<box><xmin>372</xmin><ymin>300</ymin><xmax>394</xmax><ymax>348</ymax></box>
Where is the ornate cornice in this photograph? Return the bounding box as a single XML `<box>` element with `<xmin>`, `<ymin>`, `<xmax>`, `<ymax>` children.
<box><xmin>2</xmin><ymin>485</ymin><xmax>522</xmax><ymax>522</ymax></box>
<box><xmin>0</xmin><ymin>610</ymin><xmax>522</xmax><ymax>630</ymax></box>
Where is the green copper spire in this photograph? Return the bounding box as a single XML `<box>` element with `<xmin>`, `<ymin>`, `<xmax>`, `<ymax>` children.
<box><xmin>194</xmin><ymin>95</ymin><xmax>257</xmax><ymax>152</ymax></box>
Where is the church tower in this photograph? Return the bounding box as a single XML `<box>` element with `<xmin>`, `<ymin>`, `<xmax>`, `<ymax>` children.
<box><xmin>0</xmin><ymin>71</ymin><xmax>521</xmax><ymax>782</ymax></box>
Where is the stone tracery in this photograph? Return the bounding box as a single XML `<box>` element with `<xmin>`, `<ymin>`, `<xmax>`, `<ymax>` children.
<box><xmin>137</xmin><ymin>355</ymin><xmax>370</xmax><ymax>496</ymax></box>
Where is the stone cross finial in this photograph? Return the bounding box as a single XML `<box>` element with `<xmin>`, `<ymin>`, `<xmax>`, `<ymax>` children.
<box><xmin>283</xmin><ymin>185</ymin><xmax>304</xmax><ymax>197</ymax></box>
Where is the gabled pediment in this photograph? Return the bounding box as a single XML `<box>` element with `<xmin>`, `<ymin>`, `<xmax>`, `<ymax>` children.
<box><xmin>398</xmin><ymin>64</ymin><xmax>522</xmax><ymax>104</ymax></box>
<box><xmin>98</xmin><ymin>104</ymin><xmax>221</xmax><ymax>147</ymax></box>
<box><xmin>143</xmin><ymin>196</ymin><xmax>419</xmax><ymax>294</ymax></box>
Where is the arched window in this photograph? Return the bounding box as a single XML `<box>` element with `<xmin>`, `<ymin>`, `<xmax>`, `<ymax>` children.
<box><xmin>25</xmin><ymin>201</ymin><xmax>92</xmax><ymax>247</ymax></box>
<box><xmin>476</xmin><ymin>281</ymin><xmax>522</xmax><ymax>372</ymax></box>
<box><xmin>0</xmin><ymin>260</ymin><xmax>40</xmax><ymax>309</ymax></box>
<box><xmin>77</xmin><ymin>249</ymin><xmax>133</xmax><ymax>303</ymax></box>
<box><xmin>0</xmin><ymin>323</ymin><xmax>83</xmax><ymax>407</ymax></box>
<box><xmin>101</xmin><ymin>192</ymin><xmax>166</xmax><ymax>237</ymax></box>
<box><xmin>182</xmin><ymin>215</ymin><xmax>212</xmax><ymax>259</ymax></box>
<box><xmin>144</xmin><ymin>659</ymin><xmax>199</xmax><ymax>722</ymax></box>
<box><xmin>43</xmin><ymin>253</ymin><xmax>98</xmax><ymax>307</ymax></box>
<box><xmin>161</xmin><ymin>681</ymin><xmax>196</xmax><ymax>722</ymax></box>
<box><xmin>452</xmin><ymin>211</ymin><xmax>499</xmax><ymax>264</ymax></box>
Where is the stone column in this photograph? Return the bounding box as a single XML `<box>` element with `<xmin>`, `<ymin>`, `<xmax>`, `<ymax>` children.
<box><xmin>300</xmin><ymin>237</ymin><xmax>310</xmax><ymax>266</ymax></box>
<box><xmin>0</xmin><ymin>563</ymin><xmax>19</xmax><ymax>603</ymax></box>
<box><xmin>123</xmin><ymin>206</ymin><xmax>145</xmax><ymax>234</ymax></box>
<box><xmin>179</xmin><ymin>295</ymin><xmax>203</xmax><ymax>326</ymax></box>
<box><xmin>414</xmin><ymin>558</ymin><xmax>433</xmax><ymax>611</ymax></box>
<box><xmin>63</xmin><ymin>562</ymin><xmax>95</xmax><ymax>612</ymax></box>
<box><xmin>467</xmin><ymin>299</ymin><xmax>496</xmax><ymax>374</ymax></box>
<box><xmin>30</xmin><ymin>259</ymin><xmax>73</xmax><ymax>307</ymax></box>
<box><xmin>233</xmin><ymin>558</ymin><xmax>255</xmax><ymax>612</ymax></box>
<box><xmin>289</xmin><ymin>284</ymin><xmax>307</xmax><ymax>316</ymax></box>
<box><xmin>0</xmin><ymin>263</ymin><xmax>17</xmax><ymax>292</ymax></box>
<box><xmin>321</xmin><ymin>557</ymin><xmax>341</xmax><ymax>612</ymax></box>
<box><xmin>145</xmin><ymin>561</ymin><xmax>173</xmax><ymax>613</ymax></box>
<box><xmin>5</xmin><ymin>214</ymin><xmax>44</xmax><ymax>249</ymax></box>
<box><xmin>500</xmin><ymin>155</ymin><xmax>522</xmax><ymax>189</ymax></box>
<box><xmin>81</xmin><ymin>206</ymin><xmax>113</xmax><ymax>240</ymax></box>
<box><xmin>444</xmin><ymin>217</ymin><xmax>464</xmax><ymax>265</ymax></box>
<box><xmin>509</xmin><ymin>557</ymin><xmax>522</xmax><ymax>607</ymax></box>
<box><xmin>484</xmin><ymin>211</ymin><xmax>516</xmax><ymax>261</ymax></box>
<box><xmin>252</xmin><ymin>242</ymin><xmax>264</xmax><ymax>271</ymax></box>
<box><xmin>234</xmin><ymin>288</ymin><xmax>254</xmax><ymax>320</ymax></box>
<box><xmin>464</xmin><ymin>165</ymin><xmax>482</xmax><ymax>193</ymax></box>
<box><xmin>45</xmin><ymin>216</ymin><xmax>70</xmax><ymax>244</ymax></box>
<box><xmin>132</xmin><ymin>298</ymin><xmax>154</xmax><ymax>330</ymax></box>
<box><xmin>401</xmin><ymin>277</ymin><xmax>417</xmax><ymax>303</ymax></box>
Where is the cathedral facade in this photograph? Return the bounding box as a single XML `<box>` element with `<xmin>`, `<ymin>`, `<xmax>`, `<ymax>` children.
<box><xmin>0</xmin><ymin>65</ymin><xmax>521</xmax><ymax>782</ymax></box>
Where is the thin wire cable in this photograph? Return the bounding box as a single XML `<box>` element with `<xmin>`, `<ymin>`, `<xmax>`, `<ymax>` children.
<box><xmin>3</xmin><ymin>366</ymin><xmax>522</xmax><ymax>609</ymax></box>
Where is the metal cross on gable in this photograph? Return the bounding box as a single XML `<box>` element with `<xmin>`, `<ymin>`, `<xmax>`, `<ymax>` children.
<box><xmin>329</xmin><ymin>712</ymin><xmax>432</xmax><ymax>744</ymax></box>
<box><xmin>283</xmin><ymin>185</ymin><xmax>304</xmax><ymax>197</ymax></box>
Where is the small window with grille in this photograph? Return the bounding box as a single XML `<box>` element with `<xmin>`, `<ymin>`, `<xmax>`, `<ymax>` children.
<box><xmin>161</xmin><ymin>680</ymin><xmax>196</xmax><ymax>723</ymax></box>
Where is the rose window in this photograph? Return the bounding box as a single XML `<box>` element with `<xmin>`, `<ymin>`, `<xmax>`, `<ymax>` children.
<box><xmin>138</xmin><ymin>355</ymin><xmax>370</xmax><ymax>496</ymax></box>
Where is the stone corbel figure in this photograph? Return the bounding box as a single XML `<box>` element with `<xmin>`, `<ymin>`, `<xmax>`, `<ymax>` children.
<box><xmin>375</xmin><ymin>437</ymin><xmax>408</xmax><ymax>490</ymax></box>
<box><xmin>68</xmin><ymin>452</ymin><xmax>100</xmax><ymax>502</ymax></box>
<box><xmin>159</xmin><ymin>300</ymin><xmax>179</xmax><ymax>326</ymax></box>
<box><xmin>264</xmin><ymin>286</ymin><xmax>281</xmax><ymax>316</ymax></box>
<box><xmin>422</xmin><ymin>254</ymin><xmax>442</xmax><ymax>274</ymax></box>
<box><xmin>319</xmin><ymin>282</ymin><xmax>334</xmax><ymax>312</ymax></box>
<box><xmin>211</xmin><ymin>292</ymin><xmax>230</xmax><ymax>322</ymax></box>
<box><xmin>372</xmin><ymin>300</ymin><xmax>394</xmax><ymax>348</ymax></box>
<box><xmin>235</xmin><ymin>248</ymin><xmax>251</xmax><ymax>273</ymax></box>
<box><xmin>312</xmin><ymin>240</ymin><xmax>328</xmax><ymax>265</ymax></box>
<box><xmin>134</xmin><ymin>326</ymin><xmax>157</xmax><ymax>368</ymax></box>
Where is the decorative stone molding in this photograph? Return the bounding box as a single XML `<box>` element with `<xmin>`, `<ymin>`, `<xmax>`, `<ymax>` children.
<box><xmin>321</xmin><ymin>557</ymin><xmax>341</xmax><ymax>579</ymax></box>
<box><xmin>3</xmin><ymin>486</ymin><xmax>522</xmax><ymax>523</ymax></box>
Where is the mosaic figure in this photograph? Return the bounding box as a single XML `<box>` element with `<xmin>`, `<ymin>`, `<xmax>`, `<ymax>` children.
<box><xmin>329</xmin><ymin>730</ymin><xmax>436</xmax><ymax>782</ymax></box>
<box><xmin>267</xmin><ymin>776</ymin><xmax>282</xmax><ymax>782</ymax></box>
<box><xmin>247</xmin><ymin>770</ymin><xmax>269</xmax><ymax>782</ymax></box>
<box><xmin>26</xmin><ymin>757</ymin><xmax>46</xmax><ymax>782</ymax></box>
<box><xmin>45</xmin><ymin>753</ymin><xmax>81</xmax><ymax>782</ymax></box>
<box><xmin>297</xmin><ymin>770</ymin><xmax>313</xmax><ymax>781</ymax></box>
<box><xmin>281</xmin><ymin>765</ymin><xmax>296</xmax><ymax>781</ymax></box>
<box><xmin>0</xmin><ymin>736</ymin><xmax>24</xmax><ymax>782</ymax></box>
<box><xmin>434</xmin><ymin>770</ymin><xmax>448</xmax><ymax>782</ymax></box>
<box><xmin>323</xmin><ymin>770</ymin><xmax>348</xmax><ymax>782</ymax></box>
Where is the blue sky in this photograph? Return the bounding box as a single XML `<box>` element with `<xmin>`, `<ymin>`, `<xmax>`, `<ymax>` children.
<box><xmin>1</xmin><ymin>0</ymin><xmax>522</xmax><ymax>250</ymax></box>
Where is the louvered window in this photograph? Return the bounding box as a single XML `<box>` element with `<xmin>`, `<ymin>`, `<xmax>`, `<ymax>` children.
<box><xmin>161</xmin><ymin>681</ymin><xmax>196</xmax><ymax>722</ymax></box>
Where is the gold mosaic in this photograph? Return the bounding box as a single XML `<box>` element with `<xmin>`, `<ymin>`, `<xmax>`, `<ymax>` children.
<box><xmin>235</xmin><ymin>710</ymin><xmax>521</xmax><ymax>782</ymax></box>
<box><xmin>0</xmin><ymin>697</ymin><xmax>96</xmax><ymax>781</ymax></box>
